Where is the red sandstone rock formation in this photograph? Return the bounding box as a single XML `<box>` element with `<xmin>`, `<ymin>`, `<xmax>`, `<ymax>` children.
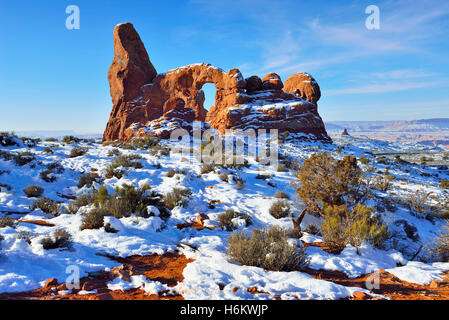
<box><xmin>103</xmin><ymin>23</ymin><xmax>330</xmax><ymax>142</ymax></box>
<box><xmin>283</xmin><ymin>72</ymin><xmax>321</xmax><ymax>105</ymax></box>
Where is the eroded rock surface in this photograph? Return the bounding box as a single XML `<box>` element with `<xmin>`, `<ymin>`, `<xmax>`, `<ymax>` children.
<box><xmin>103</xmin><ymin>23</ymin><xmax>330</xmax><ymax>142</ymax></box>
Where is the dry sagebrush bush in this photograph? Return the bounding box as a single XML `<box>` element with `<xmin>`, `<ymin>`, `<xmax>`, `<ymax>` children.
<box><xmin>40</xmin><ymin>229</ymin><xmax>72</xmax><ymax>250</ymax></box>
<box><xmin>24</xmin><ymin>185</ymin><xmax>44</xmax><ymax>198</ymax></box>
<box><xmin>163</xmin><ymin>188</ymin><xmax>192</xmax><ymax>211</ymax></box>
<box><xmin>429</xmin><ymin>223</ymin><xmax>449</xmax><ymax>262</ymax></box>
<box><xmin>217</xmin><ymin>209</ymin><xmax>252</xmax><ymax>231</ymax></box>
<box><xmin>269</xmin><ymin>200</ymin><xmax>291</xmax><ymax>219</ymax></box>
<box><xmin>30</xmin><ymin>197</ymin><xmax>59</xmax><ymax>216</ymax></box>
<box><xmin>227</xmin><ymin>226</ymin><xmax>309</xmax><ymax>271</ymax></box>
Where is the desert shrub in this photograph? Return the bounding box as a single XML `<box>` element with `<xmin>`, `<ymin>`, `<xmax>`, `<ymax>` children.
<box><xmin>65</xmin><ymin>193</ymin><xmax>95</xmax><ymax>214</ymax></box>
<box><xmin>15</xmin><ymin>230</ymin><xmax>34</xmax><ymax>244</ymax></box>
<box><xmin>441</xmin><ymin>180</ymin><xmax>449</xmax><ymax>189</ymax></box>
<box><xmin>292</xmin><ymin>152</ymin><xmax>369</xmax><ymax>216</ymax></box>
<box><xmin>274</xmin><ymin>190</ymin><xmax>290</xmax><ymax>199</ymax></box>
<box><xmin>130</xmin><ymin>135</ymin><xmax>160</xmax><ymax>149</ymax></box>
<box><xmin>232</xmin><ymin>174</ymin><xmax>245</xmax><ymax>190</ymax></box>
<box><xmin>429</xmin><ymin>223</ymin><xmax>449</xmax><ymax>262</ymax></box>
<box><xmin>167</xmin><ymin>168</ymin><xmax>176</xmax><ymax>178</ymax></box>
<box><xmin>227</xmin><ymin>226</ymin><xmax>309</xmax><ymax>271</ymax></box>
<box><xmin>163</xmin><ymin>188</ymin><xmax>192</xmax><ymax>210</ymax></box>
<box><xmin>371</xmin><ymin>174</ymin><xmax>395</xmax><ymax>192</ymax></box>
<box><xmin>78</xmin><ymin>173</ymin><xmax>102</xmax><ymax>189</ymax></box>
<box><xmin>220</xmin><ymin>172</ymin><xmax>229</xmax><ymax>182</ymax></box>
<box><xmin>40</xmin><ymin>169</ymin><xmax>56</xmax><ymax>183</ymax></box>
<box><xmin>70</xmin><ymin>147</ymin><xmax>88</xmax><ymax>158</ymax></box>
<box><xmin>94</xmin><ymin>184</ymin><xmax>169</xmax><ymax>219</ymax></box>
<box><xmin>201</xmin><ymin>163</ymin><xmax>216</xmax><ymax>174</ymax></box>
<box><xmin>31</xmin><ymin>197</ymin><xmax>59</xmax><ymax>216</ymax></box>
<box><xmin>24</xmin><ymin>185</ymin><xmax>44</xmax><ymax>198</ymax></box>
<box><xmin>62</xmin><ymin>136</ymin><xmax>80</xmax><ymax>144</ymax></box>
<box><xmin>107</xmin><ymin>148</ymin><xmax>121</xmax><ymax>157</ymax></box>
<box><xmin>320</xmin><ymin>205</ymin><xmax>389</xmax><ymax>250</ymax></box>
<box><xmin>217</xmin><ymin>209</ymin><xmax>252</xmax><ymax>231</ymax></box>
<box><xmin>104</xmin><ymin>222</ymin><xmax>119</xmax><ymax>233</ymax></box>
<box><xmin>269</xmin><ymin>200</ymin><xmax>291</xmax><ymax>219</ymax></box>
<box><xmin>359</xmin><ymin>156</ymin><xmax>370</xmax><ymax>165</ymax></box>
<box><xmin>40</xmin><ymin>229</ymin><xmax>72</xmax><ymax>249</ymax></box>
<box><xmin>0</xmin><ymin>132</ymin><xmax>20</xmax><ymax>147</ymax></box>
<box><xmin>80</xmin><ymin>208</ymin><xmax>107</xmax><ymax>230</ymax></box>
<box><xmin>406</xmin><ymin>190</ymin><xmax>432</xmax><ymax>214</ymax></box>
<box><xmin>40</xmin><ymin>162</ymin><xmax>64</xmax><ymax>183</ymax></box>
<box><xmin>276</xmin><ymin>164</ymin><xmax>288</xmax><ymax>172</ymax></box>
<box><xmin>104</xmin><ymin>154</ymin><xmax>143</xmax><ymax>179</ymax></box>
<box><xmin>0</xmin><ymin>150</ymin><xmax>14</xmax><ymax>162</ymax></box>
<box><xmin>42</xmin><ymin>147</ymin><xmax>54</xmax><ymax>154</ymax></box>
<box><xmin>14</xmin><ymin>151</ymin><xmax>35</xmax><ymax>166</ymax></box>
<box><xmin>0</xmin><ymin>217</ymin><xmax>16</xmax><ymax>228</ymax></box>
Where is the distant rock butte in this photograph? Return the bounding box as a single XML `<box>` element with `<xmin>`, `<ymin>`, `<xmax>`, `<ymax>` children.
<box><xmin>103</xmin><ymin>23</ymin><xmax>330</xmax><ymax>142</ymax></box>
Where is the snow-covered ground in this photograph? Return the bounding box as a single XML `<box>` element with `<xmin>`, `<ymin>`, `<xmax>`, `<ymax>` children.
<box><xmin>1</xmin><ymin>134</ymin><xmax>449</xmax><ymax>299</ymax></box>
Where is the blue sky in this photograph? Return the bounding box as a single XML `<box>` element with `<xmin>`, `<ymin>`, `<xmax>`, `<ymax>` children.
<box><xmin>1</xmin><ymin>0</ymin><xmax>449</xmax><ymax>133</ymax></box>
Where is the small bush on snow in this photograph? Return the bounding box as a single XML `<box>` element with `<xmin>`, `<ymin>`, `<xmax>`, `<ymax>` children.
<box><xmin>227</xmin><ymin>226</ymin><xmax>309</xmax><ymax>271</ymax></box>
<box><xmin>104</xmin><ymin>154</ymin><xmax>143</xmax><ymax>179</ymax></box>
<box><xmin>217</xmin><ymin>209</ymin><xmax>252</xmax><ymax>231</ymax></box>
<box><xmin>0</xmin><ymin>132</ymin><xmax>20</xmax><ymax>147</ymax></box>
<box><xmin>92</xmin><ymin>184</ymin><xmax>169</xmax><ymax>219</ymax></box>
<box><xmin>274</xmin><ymin>190</ymin><xmax>290</xmax><ymax>199</ymax></box>
<box><xmin>62</xmin><ymin>136</ymin><xmax>80</xmax><ymax>145</ymax></box>
<box><xmin>163</xmin><ymin>188</ymin><xmax>192</xmax><ymax>210</ymax></box>
<box><xmin>42</xmin><ymin>147</ymin><xmax>54</xmax><ymax>154</ymax></box>
<box><xmin>14</xmin><ymin>151</ymin><xmax>35</xmax><ymax>166</ymax></box>
<box><xmin>406</xmin><ymin>189</ymin><xmax>432</xmax><ymax>214</ymax></box>
<box><xmin>40</xmin><ymin>229</ymin><xmax>72</xmax><ymax>250</ymax></box>
<box><xmin>66</xmin><ymin>193</ymin><xmax>95</xmax><ymax>214</ymax></box>
<box><xmin>441</xmin><ymin>180</ymin><xmax>449</xmax><ymax>189</ymax></box>
<box><xmin>429</xmin><ymin>223</ymin><xmax>449</xmax><ymax>262</ymax></box>
<box><xmin>130</xmin><ymin>135</ymin><xmax>160</xmax><ymax>150</ymax></box>
<box><xmin>70</xmin><ymin>147</ymin><xmax>88</xmax><ymax>158</ymax></box>
<box><xmin>269</xmin><ymin>200</ymin><xmax>291</xmax><ymax>219</ymax></box>
<box><xmin>220</xmin><ymin>172</ymin><xmax>229</xmax><ymax>182</ymax></box>
<box><xmin>30</xmin><ymin>197</ymin><xmax>59</xmax><ymax>216</ymax></box>
<box><xmin>0</xmin><ymin>217</ymin><xmax>16</xmax><ymax>229</ymax></box>
<box><xmin>24</xmin><ymin>185</ymin><xmax>44</xmax><ymax>198</ymax></box>
<box><xmin>80</xmin><ymin>208</ymin><xmax>107</xmax><ymax>230</ymax></box>
<box><xmin>78</xmin><ymin>173</ymin><xmax>103</xmax><ymax>189</ymax></box>
<box><xmin>167</xmin><ymin>168</ymin><xmax>176</xmax><ymax>178</ymax></box>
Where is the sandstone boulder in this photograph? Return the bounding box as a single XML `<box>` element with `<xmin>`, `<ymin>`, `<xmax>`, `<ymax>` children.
<box><xmin>284</xmin><ymin>72</ymin><xmax>321</xmax><ymax>104</ymax></box>
<box><xmin>245</xmin><ymin>76</ymin><xmax>263</xmax><ymax>93</ymax></box>
<box><xmin>262</xmin><ymin>73</ymin><xmax>283</xmax><ymax>91</ymax></box>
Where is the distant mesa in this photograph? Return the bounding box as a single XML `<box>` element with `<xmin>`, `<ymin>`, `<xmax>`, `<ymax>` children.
<box><xmin>103</xmin><ymin>23</ymin><xmax>330</xmax><ymax>142</ymax></box>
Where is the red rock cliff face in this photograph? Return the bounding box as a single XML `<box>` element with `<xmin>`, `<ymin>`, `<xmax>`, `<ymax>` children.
<box><xmin>103</xmin><ymin>23</ymin><xmax>330</xmax><ymax>142</ymax></box>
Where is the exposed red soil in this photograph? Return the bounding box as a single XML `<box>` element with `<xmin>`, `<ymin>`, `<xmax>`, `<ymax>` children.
<box><xmin>16</xmin><ymin>219</ymin><xmax>55</xmax><ymax>227</ymax></box>
<box><xmin>0</xmin><ymin>252</ymin><xmax>193</xmax><ymax>300</ymax></box>
<box><xmin>304</xmin><ymin>268</ymin><xmax>449</xmax><ymax>300</ymax></box>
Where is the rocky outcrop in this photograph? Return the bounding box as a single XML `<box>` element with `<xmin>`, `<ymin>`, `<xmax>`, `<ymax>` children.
<box><xmin>284</xmin><ymin>72</ymin><xmax>321</xmax><ymax>105</ymax></box>
<box><xmin>104</xmin><ymin>23</ymin><xmax>158</xmax><ymax>141</ymax></box>
<box><xmin>103</xmin><ymin>23</ymin><xmax>330</xmax><ymax>142</ymax></box>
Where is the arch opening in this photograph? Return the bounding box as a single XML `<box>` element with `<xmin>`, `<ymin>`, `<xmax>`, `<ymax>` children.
<box><xmin>201</xmin><ymin>83</ymin><xmax>218</xmax><ymax>113</ymax></box>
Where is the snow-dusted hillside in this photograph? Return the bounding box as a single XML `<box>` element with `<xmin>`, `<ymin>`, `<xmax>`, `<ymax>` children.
<box><xmin>1</xmin><ymin>133</ymin><xmax>449</xmax><ymax>300</ymax></box>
